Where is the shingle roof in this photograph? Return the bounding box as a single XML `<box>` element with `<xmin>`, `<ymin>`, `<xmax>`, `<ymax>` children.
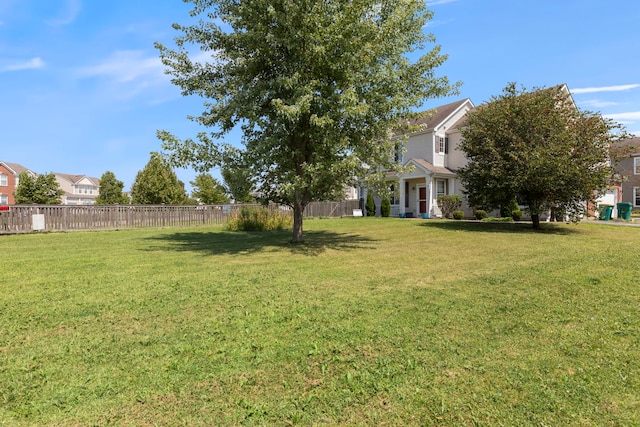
<box><xmin>412</xmin><ymin>99</ymin><xmax>471</xmax><ymax>130</ymax></box>
<box><xmin>2</xmin><ymin>162</ymin><xmax>32</xmax><ymax>176</ymax></box>
<box><xmin>54</xmin><ymin>173</ymin><xmax>100</xmax><ymax>186</ymax></box>
<box><xmin>411</xmin><ymin>158</ymin><xmax>456</xmax><ymax>176</ymax></box>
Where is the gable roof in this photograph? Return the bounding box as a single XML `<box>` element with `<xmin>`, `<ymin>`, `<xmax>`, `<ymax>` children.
<box><xmin>408</xmin><ymin>158</ymin><xmax>456</xmax><ymax>177</ymax></box>
<box><xmin>54</xmin><ymin>173</ymin><xmax>100</xmax><ymax>186</ymax></box>
<box><xmin>0</xmin><ymin>162</ymin><xmax>34</xmax><ymax>176</ymax></box>
<box><xmin>413</xmin><ymin>99</ymin><xmax>474</xmax><ymax>131</ymax></box>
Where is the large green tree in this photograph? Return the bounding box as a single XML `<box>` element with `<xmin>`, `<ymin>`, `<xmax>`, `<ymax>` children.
<box><xmin>190</xmin><ymin>173</ymin><xmax>230</xmax><ymax>204</ymax></box>
<box><xmin>130</xmin><ymin>154</ymin><xmax>188</xmax><ymax>204</ymax></box>
<box><xmin>14</xmin><ymin>172</ymin><xmax>63</xmax><ymax>204</ymax></box>
<box><xmin>458</xmin><ymin>83</ymin><xmax>630</xmax><ymax>229</ymax></box>
<box><xmin>96</xmin><ymin>171</ymin><xmax>129</xmax><ymax>204</ymax></box>
<box><xmin>156</xmin><ymin>0</ymin><xmax>457</xmax><ymax>242</ymax></box>
<box><xmin>221</xmin><ymin>165</ymin><xmax>254</xmax><ymax>204</ymax></box>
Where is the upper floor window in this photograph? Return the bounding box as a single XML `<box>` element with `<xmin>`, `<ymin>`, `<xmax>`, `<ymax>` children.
<box><xmin>634</xmin><ymin>157</ymin><xmax>640</xmax><ymax>175</ymax></box>
<box><xmin>394</xmin><ymin>142</ymin><xmax>403</xmax><ymax>163</ymax></box>
<box><xmin>438</xmin><ymin>137</ymin><xmax>449</xmax><ymax>154</ymax></box>
<box><xmin>0</xmin><ymin>173</ymin><xmax>7</xmax><ymax>186</ymax></box>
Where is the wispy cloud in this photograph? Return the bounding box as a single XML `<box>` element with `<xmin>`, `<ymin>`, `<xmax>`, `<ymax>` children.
<box><xmin>604</xmin><ymin>112</ymin><xmax>640</xmax><ymax>121</ymax></box>
<box><xmin>579</xmin><ymin>99</ymin><xmax>620</xmax><ymax>109</ymax></box>
<box><xmin>78</xmin><ymin>50</ymin><xmax>165</xmax><ymax>83</ymax></box>
<box><xmin>47</xmin><ymin>0</ymin><xmax>81</xmax><ymax>26</ymax></box>
<box><xmin>1</xmin><ymin>57</ymin><xmax>45</xmax><ymax>72</ymax></box>
<box><xmin>572</xmin><ymin>84</ymin><xmax>640</xmax><ymax>94</ymax></box>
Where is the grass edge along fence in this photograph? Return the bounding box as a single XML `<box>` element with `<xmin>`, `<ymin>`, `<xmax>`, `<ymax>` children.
<box><xmin>0</xmin><ymin>200</ymin><xmax>360</xmax><ymax>234</ymax></box>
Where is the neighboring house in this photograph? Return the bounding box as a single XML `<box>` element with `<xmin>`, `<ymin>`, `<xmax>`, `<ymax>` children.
<box><xmin>363</xmin><ymin>98</ymin><xmax>475</xmax><ymax>217</ymax></box>
<box><xmin>0</xmin><ymin>161</ymin><xmax>37</xmax><ymax>205</ymax></box>
<box><xmin>615</xmin><ymin>136</ymin><xmax>640</xmax><ymax>209</ymax></box>
<box><xmin>54</xmin><ymin>173</ymin><xmax>101</xmax><ymax>205</ymax></box>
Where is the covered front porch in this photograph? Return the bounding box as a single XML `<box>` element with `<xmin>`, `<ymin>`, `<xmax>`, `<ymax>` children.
<box><xmin>391</xmin><ymin>159</ymin><xmax>457</xmax><ymax>218</ymax></box>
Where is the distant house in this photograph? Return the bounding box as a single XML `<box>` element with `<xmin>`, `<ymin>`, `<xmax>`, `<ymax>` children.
<box><xmin>615</xmin><ymin>136</ymin><xmax>640</xmax><ymax>209</ymax></box>
<box><xmin>0</xmin><ymin>161</ymin><xmax>37</xmax><ymax>205</ymax></box>
<box><xmin>54</xmin><ymin>173</ymin><xmax>101</xmax><ymax>205</ymax></box>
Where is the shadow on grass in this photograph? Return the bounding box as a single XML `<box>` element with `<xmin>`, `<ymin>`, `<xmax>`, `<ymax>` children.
<box><xmin>419</xmin><ymin>220</ymin><xmax>582</xmax><ymax>235</ymax></box>
<box><xmin>144</xmin><ymin>229</ymin><xmax>378</xmax><ymax>257</ymax></box>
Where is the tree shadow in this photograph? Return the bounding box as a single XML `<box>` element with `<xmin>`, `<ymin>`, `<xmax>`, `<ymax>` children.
<box><xmin>144</xmin><ymin>229</ymin><xmax>379</xmax><ymax>257</ymax></box>
<box><xmin>418</xmin><ymin>220</ymin><xmax>582</xmax><ymax>235</ymax></box>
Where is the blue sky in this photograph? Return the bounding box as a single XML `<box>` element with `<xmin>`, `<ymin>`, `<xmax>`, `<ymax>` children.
<box><xmin>1</xmin><ymin>0</ymin><xmax>639</xmax><ymax>191</ymax></box>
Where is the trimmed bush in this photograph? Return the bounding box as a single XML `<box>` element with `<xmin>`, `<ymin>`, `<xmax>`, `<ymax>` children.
<box><xmin>381</xmin><ymin>197</ymin><xmax>391</xmax><ymax>217</ymax></box>
<box><xmin>437</xmin><ymin>194</ymin><xmax>462</xmax><ymax>219</ymax></box>
<box><xmin>365</xmin><ymin>193</ymin><xmax>376</xmax><ymax>217</ymax></box>
<box><xmin>474</xmin><ymin>209</ymin><xmax>488</xmax><ymax>220</ymax></box>
<box><xmin>452</xmin><ymin>210</ymin><xmax>464</xmax><ymax>220</ymax></box>
<box><xmin>226</xmin><ymin>206</ymin><xmax>293</xmax><ymax>231</ymax></box>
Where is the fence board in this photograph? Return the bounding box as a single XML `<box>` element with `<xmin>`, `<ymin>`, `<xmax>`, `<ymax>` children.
<box><xmin>0</xmin><ymin>200</ymin><xmax>361</xmax><ymax>234</ymax></box>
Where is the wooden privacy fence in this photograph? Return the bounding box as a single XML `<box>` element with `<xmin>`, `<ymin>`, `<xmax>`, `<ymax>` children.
<box><xmin>0</xmin><ymin>200</ymin><xmax>361</xmax><ymax>234</ymax></box>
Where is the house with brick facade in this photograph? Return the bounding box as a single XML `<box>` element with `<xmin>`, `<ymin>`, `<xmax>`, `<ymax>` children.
<box><xmin>0</xmin><ymin>162</ymin><xmax>37</xmax><ymax>205</ymax></box>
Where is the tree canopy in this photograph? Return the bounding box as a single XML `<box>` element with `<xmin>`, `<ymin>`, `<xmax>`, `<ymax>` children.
<box><xmin>130</xmin><ymin>154</ymin><xmax>189</xmax><ymax>204</ymax></box>
<box><xmin>96</xmin><ymin>171</ymin><xmax>129</xmax><ymax>204</ymax></box>
<box><xmin>14</xmin><ymin>172</ymin><xmax>63</xmax><ymax>204</ymax></box>
<box><xmin>190</xmin><ymin>173</ymin><xmax>230</xmax><ymax>204</ymax></box>
<box><xmin>156</xmin><ymin>0</ymin><xmax>457</xmax><ymax>241</ymax></box>
<box><xmin>457</xmin><ymin>83</ymin><xmax>630</xmax><ymax>229</ymax></box>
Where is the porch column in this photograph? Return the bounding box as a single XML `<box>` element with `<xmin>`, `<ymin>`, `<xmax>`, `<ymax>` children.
<box><xmin>426</xmin><ymin>176</ymin><xmax>432</xmax><ymax>216</ymax></box>
<box><xmin>399</xmin><ymin>178</ymin><xmax>405</xmax><ymax>214</ymax></box>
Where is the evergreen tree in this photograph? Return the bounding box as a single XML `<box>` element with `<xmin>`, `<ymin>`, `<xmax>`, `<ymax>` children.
<box><xmin>130</xmin><ymin>153</ymin><xmax>188</xmax><ymax>204</ymax></box>
<box><xmin>96</xmin><ymin>171</ymin><xmax>129</xmax><ymax>204</ymax></box>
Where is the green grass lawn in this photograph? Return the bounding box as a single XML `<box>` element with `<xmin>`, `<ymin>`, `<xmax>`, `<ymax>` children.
<box><xmin>1</xmin><ymin>219</ymin><xmax>639</xmax><ymax>426</ymax></box>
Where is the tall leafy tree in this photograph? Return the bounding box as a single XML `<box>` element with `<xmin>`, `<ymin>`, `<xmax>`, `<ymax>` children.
<box><xmin>458</xmin><ymin>83</ymin><xmax>630</xmax><ymax>229</ymax></box>
<box><xmin>130</xmin><ymin>153</ymin><xmax>188</xmax><ymax>204</ymax></box>
<box><xmin>190</xmin><ymin>173</ymin><xmax>230</xmax><ymax>204</ymax></box>
<box><xmin>156</xmin><ymin>0</ymin><xmax>457</xmax><ymax>242</ymax></box>
<box><xmin>96</xmin><ymin>171</ymin><xmax>129</xmax><ymax>204</ymax></box>
<box><xmin>14</xmin><ymin>172</ymin><xmax>63</xmax><ymax>204</ymax></box>
<box><xmin>221</xmin><ymin>164</ymin><xmax>255</xmax><ymax>204</ymax></box>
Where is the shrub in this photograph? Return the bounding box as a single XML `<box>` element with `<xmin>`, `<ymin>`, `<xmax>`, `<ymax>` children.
<box><xmin>436</xmin><ymin>194</ymin><xmax>462</xmax><ymax>218</ymax></box>
<box><xmin>380</xmin><ymin>197</ymin><xmax>391</xmax><ymax>217</ymax></box>
<box><xmin>512</xmin><ymin>209</ymin><xmax>523</xmax><ymax>221</ymax></box>
<box><xmin>452</xmin><ymin>210</ymin><xmax>464</xmax><ymax>220</ymax></box>
<box><xmin>365</xmin><ymin>193</ymin><xmax>376</xmax><ymax>217</ymax></box>
<box><xmin>474</xmin><ymin>209</ymin><xmax>488</xmax><ymax>220</ymax></box>
<box><xmin>226</xmin><ymin>206</ymin><xmax>293</xmax><ymax>231</ymax></box>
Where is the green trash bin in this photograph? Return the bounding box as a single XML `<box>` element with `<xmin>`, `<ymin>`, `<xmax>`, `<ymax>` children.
<box><xmin>617</xmin><ymin>202</ymin><xmax>633</xmax><ymax>220</ymax></box>
<box><xmin>599</xmin><ymin>205</ymin><xmax>613</xmax><ymax>221</ymax></box>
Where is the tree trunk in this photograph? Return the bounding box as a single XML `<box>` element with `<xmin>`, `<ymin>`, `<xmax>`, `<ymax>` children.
<box><xmin>292</xmin><ymin>204</ymin><xmax>304</xmax><ymax>243</ymax></box>
<box><xmin>531</xmin><ymin>213</ymin><xmax>540</xmax><ymax>230</ymax></box>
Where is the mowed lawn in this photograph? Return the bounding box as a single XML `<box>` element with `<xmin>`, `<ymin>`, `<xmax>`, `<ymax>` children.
<box><xmin>1</xmin><ymin>218</ymin><xmax>639</xmax><ymax>426</ymax></box>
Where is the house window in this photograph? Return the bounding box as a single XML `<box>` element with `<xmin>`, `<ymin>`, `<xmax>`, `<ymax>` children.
<box><xmin>635</xmin><ymin>187</ymin><xmax>640</xmax><ymax>207</ymax></box>
<box><xmin>393</xmin><ymin>142</ymin><xmax>401</xmax><ymax>163</ymax></box>
<box><xmin>0</xmin><ymin>174</ymin><xmax>7</xmax><ymax>186</ymax></box>
<box><xmin>438</xmin><ymin>137</ymin><xmax>445</xmax><ymax>154</ymax></box>
<box><xmin>436</xmin><ymin>179</ymin><xmax>447</xmax><ymax>197</ymax></box>
<box><xmin>389</xmin><ymin>184</ymin><xmax>397</xmax><ymax>205</ymax></box>
<box><xmin>0</xmin><ymin>195</ymin><xmax>7</xmax><ymax>204</ymax></box>
<box><xmin>634</xmin><ymin>158</ymin><xmax>640</xmax><ymax>175</ymax></box>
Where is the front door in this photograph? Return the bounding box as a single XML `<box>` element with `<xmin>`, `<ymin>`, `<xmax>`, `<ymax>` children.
<box><xmin>419</xmin><ymin>187</ymin><xmax>427</xmax><ymax>214</ymax></box>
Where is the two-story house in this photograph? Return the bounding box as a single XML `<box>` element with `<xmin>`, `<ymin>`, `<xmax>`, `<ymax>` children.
<box><xmin>54</xmin><ymin>173</ymin><xmax>101</xmax><ymax>205</ymax></box>
<box><xmin>0</xmin><ymin>161</ymin><xmax>37</xmax><ymax>205</ymax></box>
<box><xmin>616</xmin><ymin>137</ymin><xmax>640</xmax><ymax>208</ymax></box>
<box><xmin>365</xmin><ymin>98</ymin><xmax>475</xmax><ymax>217</ymax></box>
